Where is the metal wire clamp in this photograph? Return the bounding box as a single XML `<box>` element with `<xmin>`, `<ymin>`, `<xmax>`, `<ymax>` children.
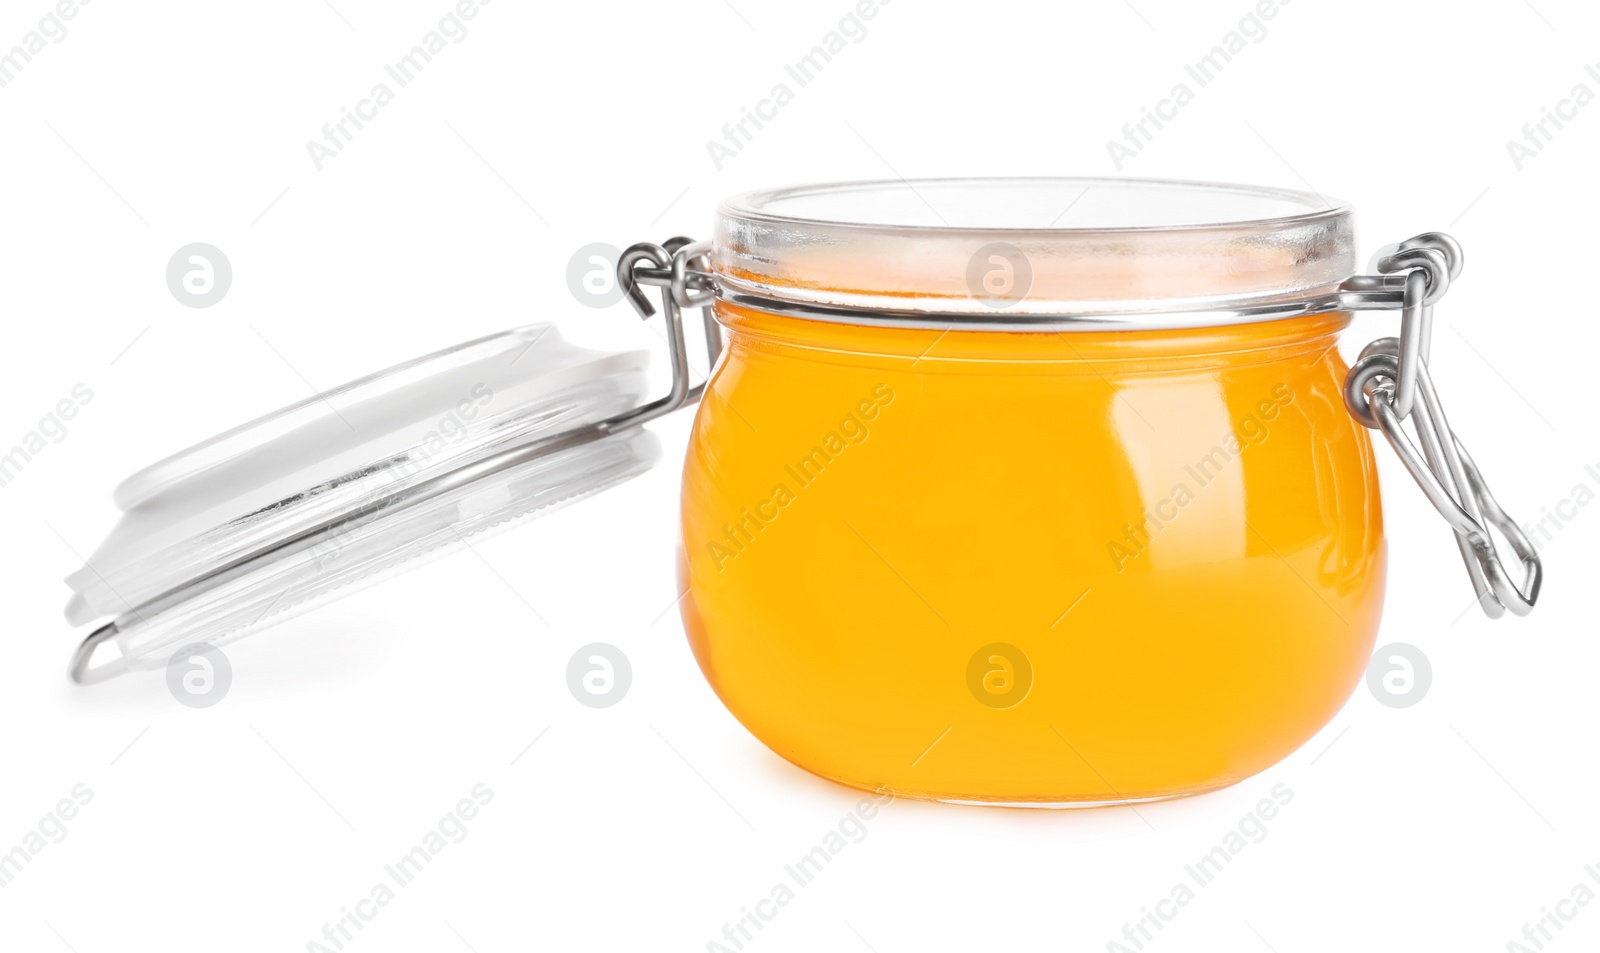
<box><xmin>609</xmin><ymin>237</ymin><xmax>721</xmax><ymax>427</ymax></box>
<box><xmin>1340</xmin><ymin>233</ymin><xmax>1540</xmax><ymax>618</ymax></box>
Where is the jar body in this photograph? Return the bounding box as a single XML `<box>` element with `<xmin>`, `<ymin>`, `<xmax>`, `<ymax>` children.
<box><xmin>679</xmin><ymin>304</ymin><xmax>1385</xmax><ymax>804</ymax></box>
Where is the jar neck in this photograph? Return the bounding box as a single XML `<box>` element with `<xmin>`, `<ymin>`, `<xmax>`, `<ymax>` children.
<box><xmin>714</xmin><ymin>301</ymin><xmax>1351</xmax><ymax>373</ymax></box>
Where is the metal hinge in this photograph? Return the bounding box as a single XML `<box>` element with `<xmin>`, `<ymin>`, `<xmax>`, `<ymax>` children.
<box><xmin>1338</xmin><ymin>233</ymin><xmax>1540</xmax><ymax>618</ymax></box>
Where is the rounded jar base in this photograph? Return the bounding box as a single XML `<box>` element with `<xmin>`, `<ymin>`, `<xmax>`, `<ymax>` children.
<box><xmin>934</xmin><ymin>785</ymin><xmax>1237</xmax><ymax>809</ymax></box>
<box><xmin>780</xmin><ymin>748</ymin><xmax>1251</xmax><ymax>810</ymax></box>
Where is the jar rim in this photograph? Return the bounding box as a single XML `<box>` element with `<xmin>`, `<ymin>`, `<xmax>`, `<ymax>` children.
<box><xmin>719</xmin><ymin>176</ymin><xmax>1349</xmax><ymax>235</ymax></box>
<box><xmin>712</xmin><ymin>177</ymin><xmax>1357</xmax><ymax>329</ymax></box>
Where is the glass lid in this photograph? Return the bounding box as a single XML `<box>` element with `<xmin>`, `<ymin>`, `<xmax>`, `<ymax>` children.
<box><xmin>713</xmin><ymin>177</ymin><xmax>1356</xmax><ymax>327</ymax></box>
<box><xmin>65</xmin><ymin>325</ymin><xmax>660</xmax><ymax>683</ymax></box>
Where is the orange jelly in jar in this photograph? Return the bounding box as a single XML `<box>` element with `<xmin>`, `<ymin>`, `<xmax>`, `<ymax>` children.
<box><xmin>678</xmin><ymin>179</ymin><xmax>1386</xmax><ymax>804</ymax></box>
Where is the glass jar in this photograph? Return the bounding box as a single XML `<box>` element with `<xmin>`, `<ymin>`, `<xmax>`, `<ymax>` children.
<box><xmin>63</xmin><ymin>178</ymin><xmax>1539</xmax><ymax>807</ymax></box>
<box><xmin>673</xmin><ymin>179</ymin><xmax>1535</xmax><ymax>804</ymax></box>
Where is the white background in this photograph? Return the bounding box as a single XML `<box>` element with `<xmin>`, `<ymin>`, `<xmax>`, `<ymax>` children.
<box><xmin>1</xmin><ymin>0</ymin><xmax>1596</xmax><ymax>950</ymax></box>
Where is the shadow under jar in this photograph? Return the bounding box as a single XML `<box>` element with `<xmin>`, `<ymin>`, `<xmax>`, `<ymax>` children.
<box><xmin>677</xmin><ymin>178</ymin><xmax>1388</xmax><ymax>805</ymax></box>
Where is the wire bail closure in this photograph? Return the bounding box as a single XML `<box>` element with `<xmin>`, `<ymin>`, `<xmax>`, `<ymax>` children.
<box><xmin>1340</xmin><ymin>233</ymin><xmax>1541</xmax><ymax>618</ymax></box>
<box><xmin>610</xmin><ymin>237</ymin><xmax>721</xmax><ymax>430</ymax></box>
